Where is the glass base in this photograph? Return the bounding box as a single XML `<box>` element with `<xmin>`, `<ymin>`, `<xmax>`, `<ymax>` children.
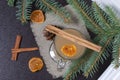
<box><xmin>49</xmin><ymin>42</ymin><xmax>70</xmax><ymax>70</ymax></box>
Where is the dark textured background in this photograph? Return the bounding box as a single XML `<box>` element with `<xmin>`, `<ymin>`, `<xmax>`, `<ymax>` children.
<box><xmin>0</xmin><ymin>0</ymin><xmax>112</xmax><ymax>80</ymax></box>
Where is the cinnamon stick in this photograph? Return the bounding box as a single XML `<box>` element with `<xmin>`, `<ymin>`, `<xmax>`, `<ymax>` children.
<box><xmin>12</xmin><ymin>47</ymin><xmax>38</xmax><ymax>53</ymax></box>
<box><xmin>45</xmin><ymin>25</ymin><xmax>102</xmax><ymax>52</ymax></box>
<box><xmin>11</xmin><ymin>35</ymin><xmax>39</xmax><ymax>61</ymax></box>
<box><xmin>11</xmin><ymin>35</ymin><xmax>22</xmax><ymax>61</ymax></box>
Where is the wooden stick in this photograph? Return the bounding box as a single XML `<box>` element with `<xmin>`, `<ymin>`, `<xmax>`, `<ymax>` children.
<box><xmin>45</xmin><ymin>25</ymin><xmax>102</xmax><ymax>52</ymax></box>
<box><xmin>11</xmin><ymin>35</ymin><xmax>22</xmax><ymax>61</ymax></box>
<box><xmin>12</xmin><ymin>47</ymin><xmax>39</xmax><ymax>53</ymax></box>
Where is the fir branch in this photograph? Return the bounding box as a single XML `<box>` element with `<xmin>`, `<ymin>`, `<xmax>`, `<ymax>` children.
<box><xmin>92</xmin><ymin>2</ymin><xmax>112</xmax><ymax>31</ymax></box>
<box><xmin>63</xmin><ymin>35</ymin><xmax>113</xmax><ymax>79</ymax></box>
<box><xmin>67</xmin><ymin>0</ymin><xmax>104</xmax><ymax>34</ymax></box>
<box><xmin>7</xmin><ymin>0</ymin><xmax>15</xmax><ymax>6</ymax></box>
<box><xmin>83</xmin><ymin>37</ymin><xmax>113</xmax><ymax>77</ymax></box>
<box><xmin>99</xmin><ymin>25</ymin><xmax>120</xmax><ymax>38</ymax></box>
<box><xmin>112</xmin><ymin>34</ymin><xmax>120</xmax><ymax>68</ymax></box>
<box><xmin>35</xmin><ymin>0</ymin><xmax>71</xmax><ymax>22</ymax></box>
<box><xmin>16</xmin><ymin>0</ymin><xmax>33</xmax><ymax>23</ymax></box>
<box><xmin>63</xmin><ymin>50</ymin><xmax>93</xmax><ymax>80</ymax></box>
<box><xmin>105</xmin><ymin>6</ymin><xmax>120</xmax><ymax>28</ymax></box>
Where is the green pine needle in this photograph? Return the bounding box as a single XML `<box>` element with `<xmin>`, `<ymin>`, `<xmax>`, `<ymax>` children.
<box><xmin>105</xmin><ymin>6</ymin><xmax>120</xmax><ymax>28</ymax></box>
<box><xmin>63</xmin><ymin>50</ymin><xmax>93</xmax><ymax>80</ymax></box>
<box><xmin>16</xmin><ymin>0</ymin><xmax>33</xmax><ymax>23</ymax></box>
<box><xmin>83</xmin><ymin>37</ymin><xmax>113</xmax><ymax>77</ymax></box>
<box><xmin>7</xmin><ymin>0</ymin><xmax>15</xmax><ymax>6</ymax></box>
<box><xmin>67</xmin><ymin>0</ymin><xmax>104</xmax><ymax>34</ymax></box>
<box><xmin>92</xmin><ymin>2</ymin><xmax>112</xmax><ymax>31</ymax></box>
<box><xmin>35</xmin><ymin>0</ymin><xmax>71</xmax><ymax>23</ymax></box>
<box><xmin>112</xmin><ymin>34</ymin><xmax>120</xmax><ymax>67</ymax></box>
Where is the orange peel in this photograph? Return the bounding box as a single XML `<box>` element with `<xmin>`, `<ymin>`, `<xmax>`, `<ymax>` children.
<box><xmin>28</xmin><ymin>57</ymin><xmax>43</xmax><ymax>72</ymax></box>
<box><xmin>30</xmin><ymin>10</ymin><xmax>45</xmax><ymax>23</ymax></box>
<box><xmin>61</xmin><ymin>44</ymin><xmax>77</xmax><ymax>57</ymax></box>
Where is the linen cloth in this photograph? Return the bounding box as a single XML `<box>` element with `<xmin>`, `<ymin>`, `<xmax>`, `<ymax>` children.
<box><xmin>30</xmin><ymin>5</ymin><xmax>90</xmax><ymax>78</ymax></box>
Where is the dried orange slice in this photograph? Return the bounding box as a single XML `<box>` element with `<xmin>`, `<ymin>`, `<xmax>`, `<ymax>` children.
<box><xmin>61</xmin><ymin>44</ymin><xmax>77</xmax><ymax>57</ymax></box>
<box><xmin>28</xmin><ymin>57</ymin><xmax>43</xmax><ymax>72</ymax></box>
<box><xmin>30</xmin><ymin>10</ymin><xmax>45</xmax><ymax>23</ymax></box>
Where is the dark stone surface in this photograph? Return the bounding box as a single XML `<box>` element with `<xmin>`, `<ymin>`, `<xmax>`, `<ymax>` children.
<box><xmin>0</xmin><ymin>0</ymin><xmax>112</xmax><ymax>80</ymax></box>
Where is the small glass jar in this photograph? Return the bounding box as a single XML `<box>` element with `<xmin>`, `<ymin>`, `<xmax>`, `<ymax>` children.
<box><xmin>54</xmin><ymin>28</ymin><xmax>86</xmax><ymax>60</ymax></box>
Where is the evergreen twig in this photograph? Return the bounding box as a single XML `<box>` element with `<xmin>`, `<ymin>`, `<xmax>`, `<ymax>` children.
<box><xmin>35</xmin><ymin>0</ymin><xmax>71</xmax><ymax>22</ymax></box>
<box><xmin>66</xmin><ymin>0</ymin><xmax>116</xmax><ymax>78</ymax></box>
<box><xmin>83</xmin><ymin>37</ymin><xmax>113</xmax><ymax>77</ymax></box>
<box><xmin>92</xmin><ymin>2</ymin><xmax>112</xmax><ymax>31</ymax></box>
<box><xmin>16</xmin><ymin>0</ymin><xmax>33</xmax><ymax>23</ymax></box>
<box><xmin>67</xmin><ymin>0</ymin><xmax>104</xmax><ymax>34</ymax></box>
<box><xmin>105</xmin><ymin>6</ymin><xmax>120</xmax><ymax>28</ymax></box>
<box><xmin>112</xmin><ymin>34</ymin><xmax>120</xmax><ymax>67</ymax></box>
<box><xmin>64</xmin><ymin>50</ymin><xmax>93</xmax><ymax>80</ymax></box>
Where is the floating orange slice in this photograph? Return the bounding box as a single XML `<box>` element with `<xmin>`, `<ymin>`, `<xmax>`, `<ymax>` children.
<box><xmin>30</xmin><ymin>10</ymin><xmax>45</xmax><ymax>23</ymax></box>
<box><xmin>28</xmin><ymin>57</ymin><xmax>43</xmax><ymax>72</ymax></box>
<box><xmin>61</xmin><ymin>44</ymin><xmax>77</xmax><ymax>57</ymax></box>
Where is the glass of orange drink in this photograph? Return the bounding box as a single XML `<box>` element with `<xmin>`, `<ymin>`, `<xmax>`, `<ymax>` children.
<box><xmin>54</xmin><ymin>28</ymin><xmax>86</xmax><ymax>60</ymax></box>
